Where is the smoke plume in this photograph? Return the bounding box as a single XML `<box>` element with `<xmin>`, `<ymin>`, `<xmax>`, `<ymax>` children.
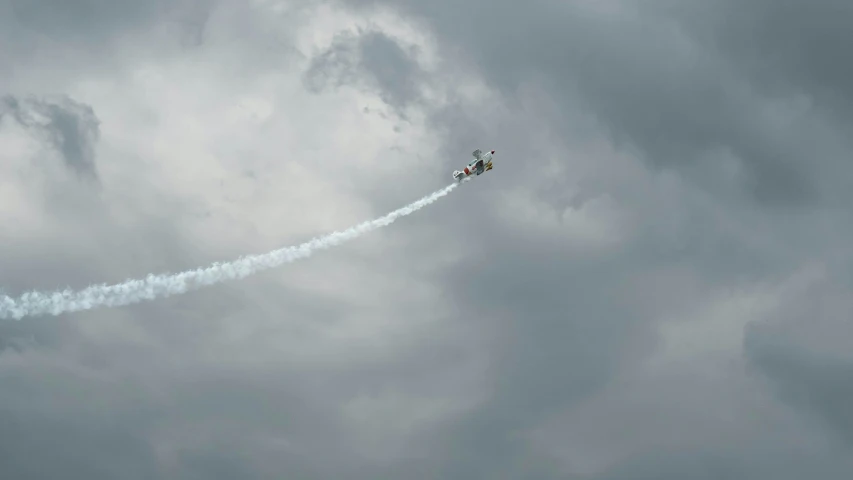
<box><xmin>0</xmin><ymin>183</ymin><xmax>459</xmax><ymax>320</ymax></box>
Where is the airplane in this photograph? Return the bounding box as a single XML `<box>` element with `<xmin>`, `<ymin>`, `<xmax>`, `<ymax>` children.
<box><xmin>453</xmin><ymin>149</ymin><xmax>495</xmax><ymax>182</ymax></box>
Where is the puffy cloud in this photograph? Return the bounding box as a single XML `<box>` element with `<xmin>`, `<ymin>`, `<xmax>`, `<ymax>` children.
<box><xmin>2</xmin><ymin>0</ymin><xmax>853</xmax><ymax>478</ymax></box>
<box><xmin>1</xmin><ymin>94</ymin><xmax>100</xmax><ymax>179</ymax></box>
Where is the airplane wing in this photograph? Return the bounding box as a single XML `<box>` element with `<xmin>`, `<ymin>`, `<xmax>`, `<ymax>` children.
<box><xmin>472</xmin><ymin>149</ymin><xmax>482</xmax><ymax>159</ymax></box>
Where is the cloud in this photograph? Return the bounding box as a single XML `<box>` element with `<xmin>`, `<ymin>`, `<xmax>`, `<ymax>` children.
<box><xmin>0</xmin><ymin>2</ymin><xmax>484</xmax><ymax>478</ymax></box>
<box><xmin>2</xmin><ymin>0</ymin><xmax>853</xmax><ymax>479</ymax></box>
<box><xmin>334</xmin><ymin>0</ymin><xmax>853</xmax><ymax>208</ymax></box>
<box><xmin>303</xmin><ymin>28</ymin><xmax>426</xmax><ymax>115</ymax></box>
<box><xmin>1</xmin><ymin>94</ymin><xmax>100</xmax><ymax>179</ymax></box>
<box><xmin>662</xmin><ymin>0</ymin><xmax>853</xmax><ymax>117</ymax></box>
<box><xmin>747</xmin><ymin>339</ymin><xmax>853</xmax><ymax>446</ymax></box>
<box><xmin>3</xmin><ymin>0</ymin><xmax>215</xmax><ymax>43</ymax></box>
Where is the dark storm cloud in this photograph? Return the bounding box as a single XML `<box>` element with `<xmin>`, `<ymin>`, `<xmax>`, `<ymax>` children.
<box><xmin>744</xmin><ymin>289</ymin><xmax>853</xmax><ymax>448</ymax></box>
<box><xmin>1</xmin><ymin>94</ymin><xmax>100</xmax><ymax>179</ymax></box>
<box><xmin>319</xmin><ymin>0</ymin><xmax>853</xmax><ymax>477</ymax></box>
<box><xmin>746</xmin><ymin>338</ymin><xmax>853</xmax><ymax>446</ymax></box>
<box><xmin>660</xmin><ymin>0</ymin><xmax>853</xmax><ymax>117</ymax></box>
<box><xmin>8</xmin><ymin>0</ymin><xmax>160</xmax><ymax>36</ymax></box>
<box><xmin>409</xmin><ymin>252</ymin><xmax>659</xmax><ymax>479</ymax></box>
<box><xmin>5</xmin><ymin>0</ymin><xmax>215</xmax><ymax>42</ymax></box>
<box><xmin>0</xmin><ymin>410</ymin><xmax>159</xmax><ymax>479</ymax></box>
<box><xmin>0</xmin><ymin>0</ymin><xmax>218</xmax><ymax>76</ymax></box>
<box><xmin>0</xmin><ymin>275</ymin><xmax>487</xmax><ymax>479</ymax></box>
<box><xmin>3</xmin><ymin>0</ymin><xmax>853</xmax><ymax>478</ymax></box>
<box><xmin>303</xmin><ymin>29</ymin><xmax>424</xmax><ymax>112</ymax></box>
<box><xmin>588</xmin><ymin>449</ymin><xmax>853</xmax><ymax>480</ymax></box>
<box><xmin>334</xmin><ymin>0</ymin><xmax>853</xmax><ymax>208</ymax></box>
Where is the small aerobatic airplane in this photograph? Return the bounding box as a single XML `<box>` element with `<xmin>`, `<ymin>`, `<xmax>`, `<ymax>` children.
<box><xmin>453</xmin><ymin>149</ymin><xmax>495</xmax><ymax>182</ymax></box>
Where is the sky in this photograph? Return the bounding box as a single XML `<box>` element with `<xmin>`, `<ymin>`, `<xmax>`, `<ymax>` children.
<box><xmin>2</xmin><ymin>0</ymin><xmax>853</xmax><ymax>478</ymax></box>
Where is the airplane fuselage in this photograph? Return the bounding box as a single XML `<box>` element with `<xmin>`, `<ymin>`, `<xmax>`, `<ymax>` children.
<box><xmin>453</xmin><ymin>149</ymin><xmax>495</xmax><ymax>181</ymax></box>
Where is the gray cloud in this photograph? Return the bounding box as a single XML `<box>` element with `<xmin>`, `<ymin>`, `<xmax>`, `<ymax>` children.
<box><xmin>744</xmin><ymin>282</ymin><xmax>853</xmax><ymax>449</ymax></box>
<box><xmin>3</xmin><ymin>0</ymin><xmax>853</xmax><ymax>478</ymax></box>
<box><xmin>330</xmin><ymin>0</ymin><xmax>853</xmax><ymax>477</ymax></box>
<box><xmin>1</xmin><ymin>94</ymin><xmax>100</xmax><ymax>179</ymax></box>
<box><xmin>335</xmin><ymin>0</ymin><xmax>853</xmax><ymax>208</ymax></box>
<box><xmin>0</xmin><ymin>0</ymin><xmax>219</xmax><ymax>81</ymax></box>
<box><xmin>662</xmin><ymin>0</ymin><xmax>853</xmax><ymax>118</ymax></box>
<box><xmin>4</xmin><ymin>0</ymin><xmax>215</xmax><ymax>43</ymax></box>
<box><xmin>747</xmin><ymin>338</ymin><xmax>853</xmax><ymax>446</ymax></box>
<box><xmin>303</xmin><ymin>29</ymin><xmax>425</xmax><ymax>113</ymax></box>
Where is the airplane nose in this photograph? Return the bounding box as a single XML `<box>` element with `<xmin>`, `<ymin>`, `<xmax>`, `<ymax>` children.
<box><xmin>490</xmin><ymin>150</ymin><xmax>495</xmax><ymax>154</ymax></box>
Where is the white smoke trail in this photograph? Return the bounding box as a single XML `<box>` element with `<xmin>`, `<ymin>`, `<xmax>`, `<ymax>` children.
<box><xmin>0</xmin><ymin>183</ymin><xmax>460</xmax><ymax>320</ymax></box>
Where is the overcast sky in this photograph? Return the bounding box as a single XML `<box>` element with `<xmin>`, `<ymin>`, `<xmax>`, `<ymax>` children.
<box><xmin>2</xmin><ymin>0</ymin><xmax>853</xmax><ymax>478</ymax></box>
